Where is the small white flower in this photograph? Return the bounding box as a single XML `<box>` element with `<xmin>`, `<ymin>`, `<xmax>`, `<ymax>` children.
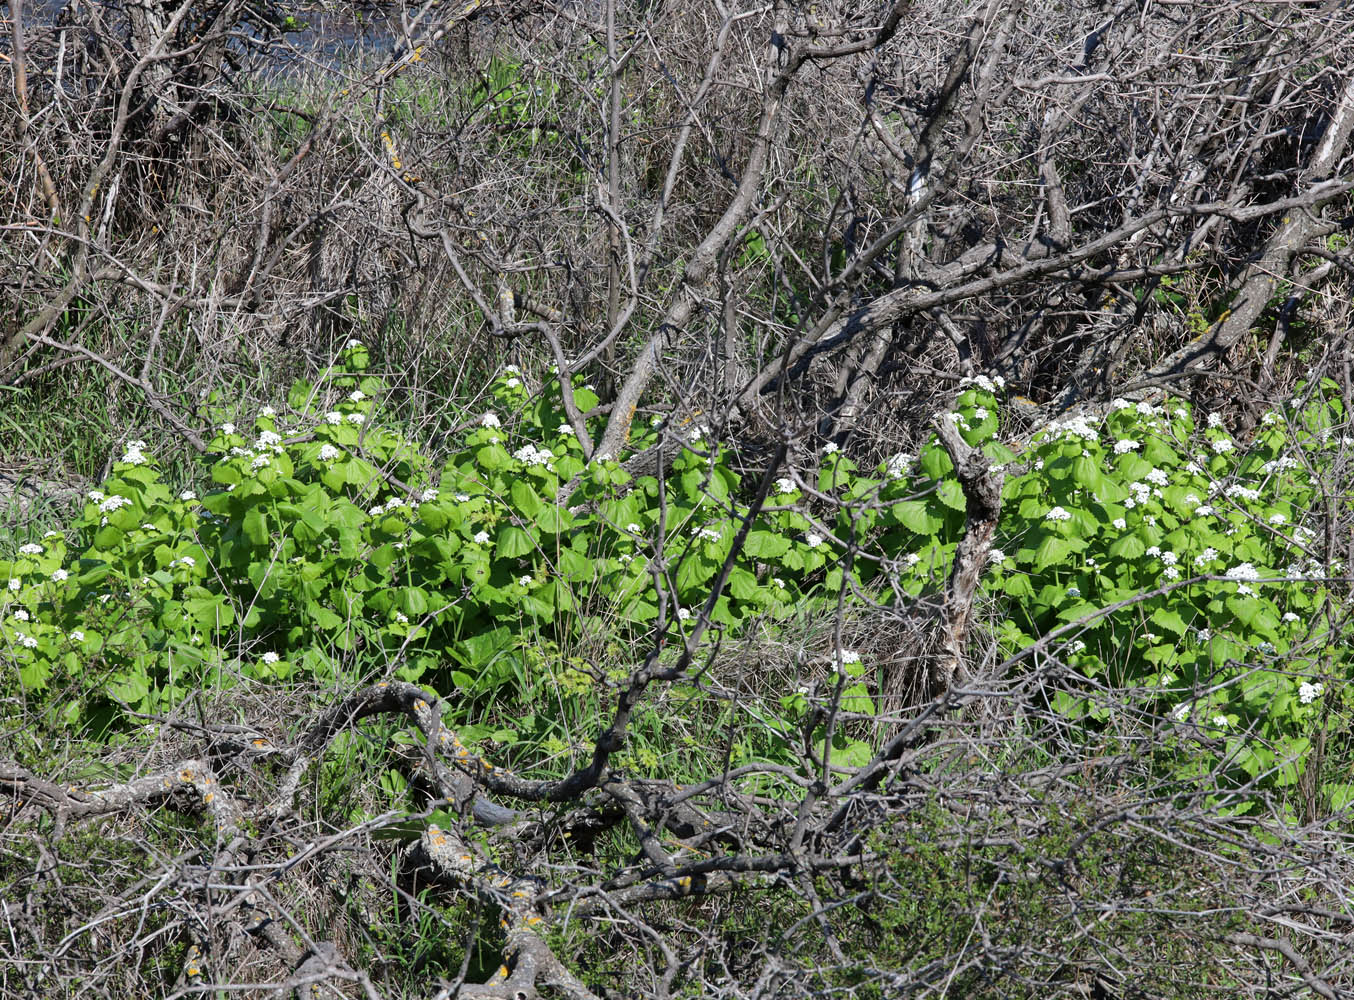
<box><xmin>503</xmin><ymin>364</ymin><xmax>521</xmax><ymax>375</ymax></box>
<box><xmin>220</xmin><ymin>422</ymin><xmax>236</xmax><ymax>435</ymax></box>
<box><xmin>345</xmin><ymin>338</ymin><xmax>363</xmax><ymax>349</ymax></box>
<box><xmin>973</xmin><ymin>406</ymin><xmax>989</xmax><ymax>420</ymax></box>
<box><xmin>1224</xmin><ymin>563</ymin><xmax>1260</xmax><ymax>582</ymax></box>
<box><xmin>805</xmin><ymin>533</ymin><xmax>824</xmax><ymax>548</ymax></box>
<box><xmin>1225</xmin><ymin>484</ymin><xmax>1260</xmax><ymax>502</ymax></box>
<box><xmin>318</xmin><ymin>444</ymin><xmax>341</xmax><ymax>462</ymax></box>
<box><xmin>348</xmin><ymin>390</ymin><xmax>366</xmax><ymax>402</ymax></box>
<box><xmin>179</xmin><ymin>556</ymin><xmax>196</xmax><ymax>568</ymax></box>
<box><xmin>987</xmin><ymin>549</ymin><xmax>1006</xmax><ymax>564</ymax></box>
<box><xmin>1268</xmin><ymin>513</ymin><xmax>1287</xmax><ymax>525</ymax></box>
<box><xmin>1196</xmin><ymin>628</ymin><xmax>1212</xmax><ymax>641</ymax></box>
<box><xmin>1282</xmin><ymin>612</ymin><xmax>1300</xmax><ymax>622</ymax></box>
<box><xmin>558</xmin><ymin>424</ymin><xmax>576</xmax><ymax>436</ymax></box>
<box><xmin>518</xmin><ymin>575</ymin><xmax>534</xmax><ymax>587</ymax></box>
<box><xmin>261</xmin><ymin>405</ymin><xmax>276</xmax><ymax>417</ymax></box>
<box><xmin>473</xmin><ymin>530</ymin><xmax>491</xmax><ymax>545</ymax></box>
<box><xmin>325</xmin><ymin>411</ymin><xmax>343</xmax><ymax>425</ymax></box>
<box><xmin>12</xmin><ymin>609</ymin><xmax>29</xmax><ymax>621</ymax></box>
<box><xmin>1206</xmin><ymin>413</ymin><xmax>1224</xmax><ymax>428</ymax></box>
<box><xmin>1067</xmin><ymin>640</ymin><xmax>1086</xmax><ymax>654</ymax></box>
<box><xmin>1114</xmin><ymin>439</ymin><xmax>1140</xmax><ymax>454</ymax></box>
<box><xmin>17</xmin><ymin>633</ymin><xmax>38</xmax><ymax>649</ymax></box>
<box><xmin>120</xmin><ymin>441</ymin><xmax>148</xmax><ymax>465</ymax></box>
<box><xmin>696</xmin><ymin>526</ymin><xmax>721</xmax><ymax>542</ymax></box>
<box><xmin>261</xmin><ymin>651</ymin><xmax>280</xmax><ymax>664</ymax></box>
<box><xmin>88</xmin><ymin>490</ymin><xmax>106</xmax><ymax>502</ymax></box>
<box><xmin>51</xmin><ymin>569</ymin><xmax>69</xmax><ymax>582</ymax></box>
<box><xmin>1163</xmin><ymin>566</ymin><xmax>1181</xmax><ymax>580</ymax></box>
<box><xmin>773</xmin><ymin>577</ymin><xmax>786</xmax><ymax>589</ymax></box>
<box><xmin>501</xmin><ymin>376</ymin><xmax>522</xmax><ymax>389</ymax></box>
<box><xmin>369</xmin><ymin>504</ymin><xmax>385</xmax><ymax>517</ymax></box>
<box><xmin>1261</xmin><ymin>412</ymin><xmax>1280</xmax><ymax>426</ymax></box>
<box><xmin>1194</xmin><ymin>548</ymin><xmax>1218</xmax><ymax>567</ymax></box>
<box><xmin>1182</xmin><ymin>493</ymin><xmax>1200</xmax><ymax>506</ymax></box>
<box><xmin>1110</xmin><ymin>398</ymin><xmax>1133</xmax><ymax>411</ymax></box>
<box><xmin>250</xmin><ymin>455</ymin><xmax>271</xmax><ymax>470</ymax></box>
<box><xmin>386</xmin><ymin>498</ymin><xmax>405</xmax><ymax>510</ymax></box>
<box><xmin>346</xmin><ymin>413</ymin><xmax>365</xmax><ymax>425</ymax></box>
<box><xmin>394</xmin><ymin>611</ymin><xmax>409</xmax><ymax>624</ymax></box>
<box><xmin>905</xmin><ymin>552</ymin><xmax>921</xmax><ymax>567</ymax></box>
<box><xmin>18</xmin><ymin>543</ymin><xmax>42</xmax><ymax>556</ymax></box>
<box><xmin>180</xmin><ymin>490</ymin><xmax>197</xmax><ymax>501</ymax></box>
<box><xmin>775</xmin><ymin>477</ymin><xmax>797</xmax><ymax>494</ymax></box>
<box><xmin>884</xmin><ymin>453</ymin><xmax>913</xmax><ymax>478</ymax></box>
<box><xmin>1210</xmin><ymin>437</ymin><xmax>1235</xmax><ymax>454</ymax></box>
<box><xmin>1211</xmin><ymin>715</ymin><xmax>1228</xmax><ymax>728</ymax></box>
<box><xmin>420</xmin><ymin>488</ymin><xmax>439</xmax><ymax>502</ymax></box>
<box><xmin>480</xmin><ymin>412</ymin><xmax>502</xmax><ymax>429</ymax></box>
<box><xmin>1112</xmin><ymin>518</ymin><xmax>1127</xmax><ymax>530</ymax></box>
<box><xmin>1066</xmin><ymin>586</ymin><xmax>1081</xmax><ymax>598</ymax></box>
<box><xmin>1136</xmin><ymin>402</ymin><xmax>1158</xmax><ymax>416</ymax></box>
<box><xmin>1195</xmin><ymin>505</ymin><xmax>1215</xmax><ymax>516</ymax></box>
<box><xmin>1298</xmin><ymin>681</ymin><xmax>1324</xmax><ymax>704</ymax></box>
<box><xmin>822</xmin><ymin>442</ymin><xmax>840</xmax><ymax>455</ymax></box>
<box><xmin>69</xmin><ymin>630</ymin><xmax>84</xmax><ymax>642</ymax></box>
<box><xmin>1146</xmin><ymin>546</ymin><xmax>1161</xmax><ymax>557</ymax></box>
<box><xmin>43</xmin><ymin>531</ymin><xmax>60</xmax><ymax>539</ymax></box>
<box><xmin>677</xmin><ymin>608</ymin><xmax>692</xmax><ymax>621</ymax></box>
<box><xmin>99</xmin><ymin>495</ymin><xmax>132</xmax><ymax>513</ymax></box>
<box><xmin>1145</xmin><ymin>468</ymin><xmax>1169</xmax><ymax>487</ymax></box>
<box><xmin>1173</xmin><ymin>703</ymin><xmax>1191</xmax><ymax>722</ymax></box>
<box><xmin>1045</xmin><ymin>506</ymin><xmax>1072</xmax><ymax>522</ymax></box>
<box><xmin>256</xmin><ymin>430</ymin><xmax>282</xmax><ymax>448</ymax></box>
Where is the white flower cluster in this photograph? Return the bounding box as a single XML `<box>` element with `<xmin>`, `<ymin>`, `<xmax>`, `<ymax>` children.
<box><xmin>1224</xmin><ymin>484</ymin><xmax>1260</xmax><ymax>502</ymax></box>
<box><xmin>513</xmin><ymin>444</ymin><xmax>554</xmax><ymax>467</ymax></box>
<box><xmin>120</xmin><ymin>440</ymin><xmax>149</xmax><ymax>465</ymax></box>
<box><xmin>18</xmin><ymin>543</ymin><xmax>42</xmax><ymax>556</ymax></box>
<box><xmin>1045</xmin><ymin>413</ymin><xmax>1098</xmax><ymax>442</ymax></box>
<box><xmin>987</xmin><ymin>548</ymin><xmax>1006</xmax><ymax>564</ymax></box>
<box><xmin>696</xmin><ymin>526</ymin><xmax>721</xmax><ymax>542</ymax></box>
<box><xmin>52</xmin><ymin>569</ymin><xmax>69</xmax><ymax>582</ymax></box>
<box><xmin>1206</xmin><ymin>412</ymin><xmax>1224</xmax><ymax>429</ymax></box>
<box><xmin>1045</xmin><ymin>506</ymin><xmax>1072</xmax><ymax>522</ymax></box>
<box><xmin>884</xmin><ymin>453</ymin><xmax>913</xmax><ymax>479</ymax></box>
<box><xmin>473</xmin><ymin>530</ymin><xmax>491</xmax><ymax>545</ymax></box>
<box><xmin>958</xmin><ymin>374</ymin><xmax>1005</xmax><ymax>392</ymax></box>
<box><xmin>325</xmin><ymin>411</ymin><xmax>343</xmax><ymax>425</ymax></box>
<box><xmin>1210</xmin><ymin>437</ymin><xmax>1235</xmax><ymax>454</ymax></box>
<box><xmin>1262</xmin><ymin>455</ymin><xmax>1300</xmax><ymax>474</ymax></box>
<box><xmin>1113</xmin><ymin>439</ymin><xmax>1140</xmax><ymax>454</ymax></box>
<box><xmin>805</xmin><ymin>533</ymin><xmax>824</xmax><ymax>548</ymax></box>
<box><xmin>319</xmin><ymin>443</ymin><xmax>341</xmax><ymax>462</ymax></box>
<box><xmin>1194</xmin><ymin>547</ymin><xmax>1218</xmax><ymax>567</ymax></box>
<box><xmin>481</xmin><ymin>412</ymin><xmax>501</xmax><ymax>428</ymax></box>
<box><xmin>1298</xmin><ymin>681</ymin><xmax>1324</xmax><ymax>704</ymax></box>
<box><xmin>1145</xmin><ymin>468</ymin><xmax>1169</xmax><ymax>487</ymax></box>
<box><xmin>1109</xmin><ymin>398</ymin><xmax>1134</xmax><ymax>411</ymax></box>
<box><xmin>421</xmin><ymin>488</ymin><xmax>438</xmax><ymax>502</ymax></box>
<box><xmin>775</xmin><ymin>477</ymin><xmax>797</xmax><ymax>494</ymax></box>
<box><xmin>99</xmin><ymin>495</ymin><xmax>133</xmax><ymax>514</ymax></box>
<box><xmin>1224</xmin><ymin>563</ymin><xmax>1260</xmax><ymax>582</ymax></box>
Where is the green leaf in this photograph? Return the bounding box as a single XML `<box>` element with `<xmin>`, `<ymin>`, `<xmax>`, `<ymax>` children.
<box><xmin>497</xmin><ymin>525</ymin><xmax>536</xmax><ymax>558</ymax></box>
<box><xmin>937</xmin><ymin>480</ymin><xmax>966</xmax><ymax>511</ymax></box>
<box><xmin>511</xmin><ymin>480</ymin><xmax>543</xmax><ymax>520</ymax></box>
<box><xmin>1034</xmin><ymin>535</ymin><xmax>1073</xmax><ymax>572</ymax></box>
<box><xmin>893</xmin><ymin>501</ymin><xmax>943</xmax><ymax>534</ymax></box>
<box><xmin>744</xmin><ymin>529</ymin><xmax>791</xmax><ymax>559</ymax></box>
<box><xmin>1150</xmin><ymin>607</ymin><xmax>1188</xmax><ymax>635</ymax></box>
<box><xmin>243</xmin><ymin>507</ymin><xmax>269</xmax><ymax>546</ymax></box>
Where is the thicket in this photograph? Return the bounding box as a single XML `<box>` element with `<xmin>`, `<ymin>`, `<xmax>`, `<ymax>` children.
<box><xmin>5</xmin><ymin>0</ymin><xmax>1354</xmax><ymax>996</ymax></box>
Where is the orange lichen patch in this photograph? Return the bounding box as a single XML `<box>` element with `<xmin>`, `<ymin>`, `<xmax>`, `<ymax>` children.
<box><xmin>203</xmin><ymin>792</ymin><xmax>214</xmax><ymax>804</ymax></box>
